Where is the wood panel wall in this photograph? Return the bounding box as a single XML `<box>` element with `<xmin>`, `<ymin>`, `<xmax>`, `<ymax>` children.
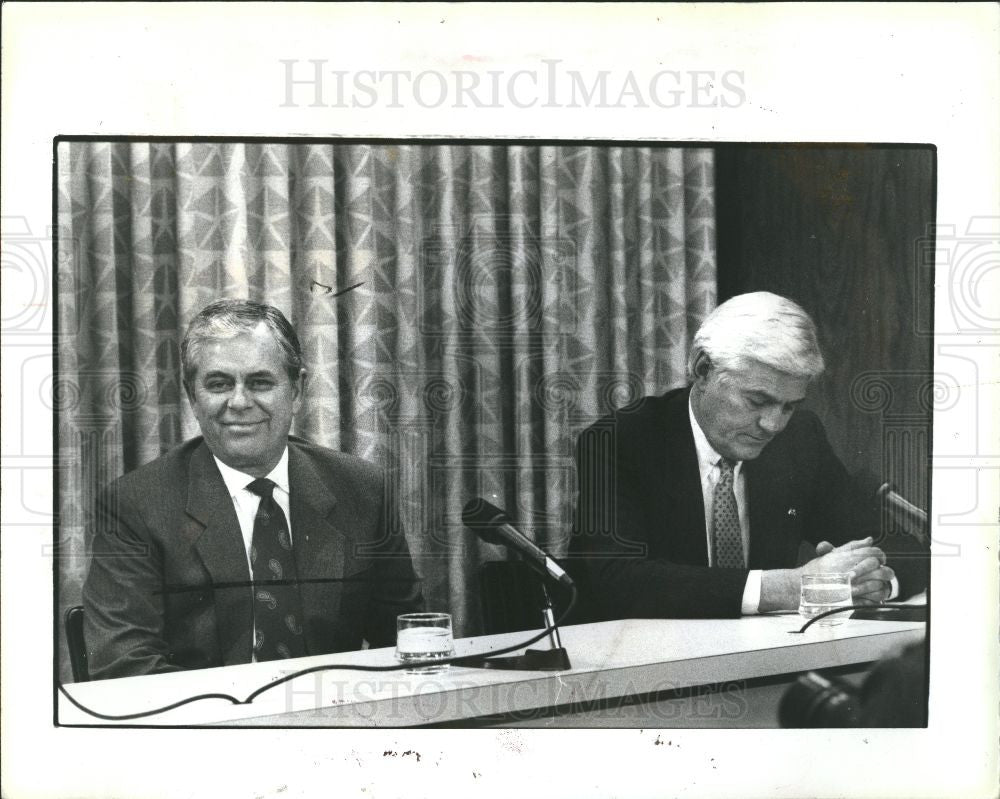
<box><xmin>714</xmin><ymin>146</ymin><xmax>935</xmax><ymax>511</ymax></box>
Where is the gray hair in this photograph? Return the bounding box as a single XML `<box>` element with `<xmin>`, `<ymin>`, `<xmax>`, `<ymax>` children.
<box><xmin>687</xmin><ymin>291</ymin><xmax>825</xmax><ymax>380</ymax></box>
<box><xmin>181</xmin><ymin>299</ymin><xmax>304</xmax><ymax>387</ymax></box>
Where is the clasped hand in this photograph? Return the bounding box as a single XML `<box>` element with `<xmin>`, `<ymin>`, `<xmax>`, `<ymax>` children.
<box><xmin>805</xmin><ymin>537</ymin><xmax>895</xmax><ymax>605</ymax></box>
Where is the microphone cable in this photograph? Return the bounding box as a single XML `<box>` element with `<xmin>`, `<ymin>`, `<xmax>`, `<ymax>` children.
<box><xmin>58</xmin><ymin>582</ymin><xmax>578</xmax><ymax>722</ymax></box>
<box><xmin>790</xmin><ymin>603</ymin><xmax>928</xmax><ymax>634</ymax></box>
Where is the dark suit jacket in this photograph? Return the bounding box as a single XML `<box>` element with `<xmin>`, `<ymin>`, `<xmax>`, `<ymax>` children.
<box><xmin>568</xmin><ymin>386</ymin><xmax>922</xmax><ymax>620</ymax></box>
<box><xmin>82</xmin><ymin>436</ymin><xmax>423</xmax><ymax>680</ymax></box>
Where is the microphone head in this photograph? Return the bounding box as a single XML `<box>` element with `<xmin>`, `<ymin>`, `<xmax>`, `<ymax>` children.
<box><xmin>462</xmin><ymin>497</ymin><xmax>511</xmax><ymax>546</ymax></box>
<box><xmin>852</xmin><ymin>469</ymin><xmax>891</xmax><ymax>501</ymax></box>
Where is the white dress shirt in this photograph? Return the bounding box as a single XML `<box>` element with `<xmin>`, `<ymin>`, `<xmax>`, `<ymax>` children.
<box><xmin>688</xmin><ymin>398</ymin><xmax>763</xmax><ymax>614</ymax></box>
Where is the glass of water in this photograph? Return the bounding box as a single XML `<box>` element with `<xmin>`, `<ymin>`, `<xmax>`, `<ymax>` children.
<box><xmin>799</xmin><ymin>573</ymin><xmax>853</xmax><ymax>626</ymax></box>
<box><xmin>395</xmin><ymin>612</ymin><xmax>454</xmax><ymax>674</ymax></box>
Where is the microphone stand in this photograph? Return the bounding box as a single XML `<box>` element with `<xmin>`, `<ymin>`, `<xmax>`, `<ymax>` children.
<box><xmin>456</xmin><ymin>574</ymin><xmax>572</xmax><ymax>672</ymax></box>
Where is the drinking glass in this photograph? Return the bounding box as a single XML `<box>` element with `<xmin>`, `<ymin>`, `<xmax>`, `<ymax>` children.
<box><xmin>799</xmin><ymin>573</ymin><xmax>853</xmax><ymax>626</ymax></box>
<box><xmin>395</xmin><ymin>612</ymin><xmax>454</xmax><ymax>674</ymax></box>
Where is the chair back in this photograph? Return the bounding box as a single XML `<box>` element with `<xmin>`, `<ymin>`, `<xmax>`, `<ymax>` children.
<box><xmin>64</xmin><ymin>605</ymin><xmax>90</xmax><ymax>683</ymax></box>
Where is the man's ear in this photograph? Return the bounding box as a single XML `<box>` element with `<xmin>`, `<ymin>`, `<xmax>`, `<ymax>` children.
<box><xmin>182</xmin><ymin>379</ymin><xmax>194</xmax><ymax>404</ymax></box>
<box><xmin>691</xmin><ymin>352</ymin><xmax>713</xmax><ymax>384</ymax></box>
<box><xmin>291</xmin><ymin>368</ymin><xmax>307</xmax><ymax>403</ymax></box>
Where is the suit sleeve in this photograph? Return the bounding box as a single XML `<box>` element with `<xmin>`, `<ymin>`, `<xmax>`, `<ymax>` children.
<box><xmin>799</xmin><ymin>413</ymin><xmax>929</xmax><ymax>597</ymax></box>
<box><xmin>568</xmin><ymin>423</ymin><xmax>749</xmax><ymax>620</ymax></box>
<box><xmin>82</xmin><ymin>483</ymin><xmax>182</xmax><ymax>680</ymax></box>
<box><xmin>362</xmin><ymin>476</ymin><xmax>425</xmax><ymax>648</ymax></box>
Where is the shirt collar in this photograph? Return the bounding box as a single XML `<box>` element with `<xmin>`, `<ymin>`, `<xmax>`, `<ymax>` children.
<box><xmin>213</xmin><ymin>446</ymin><xmax>290</xmax><ymax>497</ymax></box>
<box><xmin>688</xmin><ymin>393</ymin><xmax>742</xmax><ymax>477</ymax></box>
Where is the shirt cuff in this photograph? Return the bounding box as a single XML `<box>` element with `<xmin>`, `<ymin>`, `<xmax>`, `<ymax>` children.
<box><xmin>741</xmin><ymin>569</ymin><xmax>763</xmax><ymax>615</ymax></box>
<box><xmin>888</xmin><ymin>576</ymin><xmax>900</xmax><ymax>601</ymax></box>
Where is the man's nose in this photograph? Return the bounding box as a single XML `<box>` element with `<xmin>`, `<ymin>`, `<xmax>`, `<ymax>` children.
<box><xmin>758</xmin><ymin>407</ymin><xmax>788</xmax><ymax>435</ymax></box>
<box><xmin>227</xmin><ymin>383</ymin><xmax>253</xmax><ymax>410</ymax></box>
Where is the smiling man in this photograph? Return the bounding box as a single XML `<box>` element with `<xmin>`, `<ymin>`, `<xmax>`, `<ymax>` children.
<box><xmin>82</xmin><ymin>299</ymin><xmax>423</xmax><ymax>679</ymax></box>
<box><xmin>569</xmin><ymin>291</ymin><xmax>915</xmax><ymax>619</ymax></box>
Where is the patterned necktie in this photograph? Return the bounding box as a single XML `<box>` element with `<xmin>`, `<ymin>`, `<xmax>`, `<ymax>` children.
<box><xmin>711</xmin><ymin>458</ymin><xmax>745</xmax><ymax>568</ymax></box>
<box><xmin>246</xmin><ymin>478</ymin><xmax>307</xmax><ymax>661</ymax></box>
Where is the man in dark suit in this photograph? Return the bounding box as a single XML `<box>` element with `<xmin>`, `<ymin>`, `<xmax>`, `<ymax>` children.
<box><xmin>83</xmin><ymin>299</ymin><xmax>423</xmax><ymax>680</ymax></box>
<box><xmin>569</xmin><ymin>292</ymin><xmax>916</xmax><ymax>620</ymax></box>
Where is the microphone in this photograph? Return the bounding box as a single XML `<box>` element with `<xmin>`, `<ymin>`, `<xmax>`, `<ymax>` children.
<box><xmin>462</xmin><ymin>498</ymin><xmax>574</xmax><ymax>588</ymax></box>
<box><xmin>855</xmin><ymin>471</ymin><xmax>928</xmax><ymax>542</ymax></box>
<box><xmin>876</xmin><ymin>483</ymin><xmax>928</xmax><ymax>537</ymax></box>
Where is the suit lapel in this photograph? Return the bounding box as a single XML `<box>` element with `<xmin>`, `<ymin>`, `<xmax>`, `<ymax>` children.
<box><xmin>657</xmin><ymin>388</ymin><xmax>710</xmax><ymax>566</ymax></box>
<box><xmin>288</xmin><ymin>442</ymin><xmax>347</xmax><ymax>653</ymax></box>
<box><xmin>185</xmin><ymin>442</ymin><xmax>253</xmax><ymax>665</ymax></box>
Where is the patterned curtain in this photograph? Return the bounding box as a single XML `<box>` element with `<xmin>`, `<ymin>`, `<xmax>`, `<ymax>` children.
<box><xmin>55</xmin><ymin>142</ymin><xmax>716</xmax><ymax>679</ymax></box>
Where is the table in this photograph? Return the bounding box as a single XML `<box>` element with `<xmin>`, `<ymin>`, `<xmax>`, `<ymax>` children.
<box><xmin>57</xmin><ymin>615</ymin><xmax>925</xmax><ymax>727</ymax></box>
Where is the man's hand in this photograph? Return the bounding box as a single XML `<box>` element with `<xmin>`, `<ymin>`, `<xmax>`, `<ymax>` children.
<box><xmin>759</xmin><ymin>537</ymin><xmax>895</xmax><ymax>612</ymax></box>
<box><xmin>812</xmin><ymin>538</ymin><xmax>896</xmax><ymax>605</ymax></box>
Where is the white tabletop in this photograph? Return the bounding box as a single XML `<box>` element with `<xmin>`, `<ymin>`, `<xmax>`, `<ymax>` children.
<box><xmin>58</xmin><ymin>614</ymin><xmax>925</xmax><ymax>727</ymax></box>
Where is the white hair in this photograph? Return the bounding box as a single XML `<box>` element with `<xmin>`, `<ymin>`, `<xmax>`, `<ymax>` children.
<box><xmin>687</xmin><ymin>291</ymin><xmax>825</xmax><ymax>380</ymax></box>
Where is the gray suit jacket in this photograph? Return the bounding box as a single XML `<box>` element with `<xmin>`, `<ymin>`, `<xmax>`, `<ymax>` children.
<box><xmin>82</xmin><ymin>436</ymin><xmax>423</xmax><ymax>680</ymax></box>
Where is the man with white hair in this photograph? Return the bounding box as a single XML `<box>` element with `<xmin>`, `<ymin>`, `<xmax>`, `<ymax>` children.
<box><xmin>569</xmin><ymin>291</ymin><xmax>909</xmax><ymax>618</ymax></box>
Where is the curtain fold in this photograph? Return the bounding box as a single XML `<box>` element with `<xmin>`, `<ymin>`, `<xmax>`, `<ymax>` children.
<box><xmin>56</xmin><ymin>141</ymin><xmax>716</xmax><ymax>680</ymax></box>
